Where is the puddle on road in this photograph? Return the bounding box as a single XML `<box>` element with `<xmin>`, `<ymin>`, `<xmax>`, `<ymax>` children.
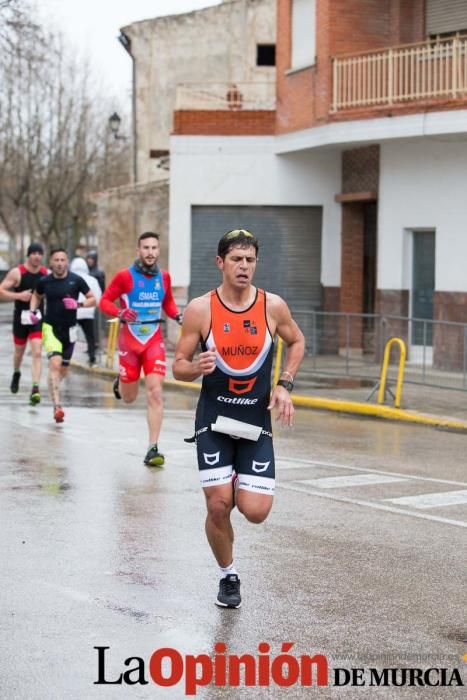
<box><xmin>8</xmin><ymin>481</ymin><xmax>71</xmax><ymax>495</ymax></box>
<box><xmin>101</xmin><ymin>601</ymin><xmax>150</xmax><ymax>622</ymax></box>
<box><xmin>442</xmin><ymin>629</ymin><xmax>467</xmax><ymax>643</ymax></box>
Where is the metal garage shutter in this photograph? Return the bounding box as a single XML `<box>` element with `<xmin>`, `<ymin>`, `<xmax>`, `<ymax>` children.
<box><xmin>427</xmin><ymin>0</ymin><xmax>467</xmax><ymax>35</ymax></box>
<box><xmin>190</xmin><ymin>206</ymin><xmax>322</xmax><ymax>314</ymax></box>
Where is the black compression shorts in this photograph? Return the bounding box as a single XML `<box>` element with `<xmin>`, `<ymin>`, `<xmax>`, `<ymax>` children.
<box><xmin>196</xmin><ymin>427</ymin><xmax>275</xmax><ymax>496</ymax></box>
<box><xmin>13</xmin><ymin>312</ymin><xmax>42</xmax><ymax>345</ymax></box>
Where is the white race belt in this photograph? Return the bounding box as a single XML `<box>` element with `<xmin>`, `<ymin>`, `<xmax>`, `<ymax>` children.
<box><xmin>21</xmin><ymin>309</ymin><xmax>42</xmax><ymax>325</ymax></box>
<box><xmin>211</xmin><ymin>415</ymin><xmax>262</xmax><ymax>441</ymax></box>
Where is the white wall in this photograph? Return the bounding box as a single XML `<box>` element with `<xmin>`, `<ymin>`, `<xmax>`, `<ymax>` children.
<box><xmin>169</xmin><ymin>135</ymin><xmax>341</xmax><ymax>289</ymax></box>
<box><xmin>379</xmin><ymin>140</ymin><xmax>467</xmax><ymax>292</ymax></box>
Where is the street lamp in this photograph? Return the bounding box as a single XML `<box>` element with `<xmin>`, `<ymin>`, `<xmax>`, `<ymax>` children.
<box><xmin>109</xmin><ymin>112</ymin><xmax>127</xmax><ymax>140</ymax></box>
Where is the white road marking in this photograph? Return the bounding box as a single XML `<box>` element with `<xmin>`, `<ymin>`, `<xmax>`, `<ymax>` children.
<box><xmin>278</xmin><ymin>456</ymin><xmax>467</xmax><ymax>487</ymax></box>
<box><xmin>278</xmin><ymin>482</ymin><xmax>467</xmax><ymax>529</ymax></box>
<box><xmin>386</xmin><ymin>489</ymin><xmax>467</xmax><ymax>509</ymax></box>
<box><xmin>297</xmin><ymin>474</ymin><xmax>408</xmax><ymax>489</ymax></box>
<box><xmin>6</xmin><ymin>408</ymin><xmax>466</xmax><ymax>529</ymax></box>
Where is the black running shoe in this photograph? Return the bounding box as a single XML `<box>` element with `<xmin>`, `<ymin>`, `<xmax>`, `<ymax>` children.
<box><xmin>216</xmin><ymin>574</ymin><xmax>241</xmax><ymax>609</ymax></box>
<box><xmin>112</xmin><ymin>377</ymin><xmax>121</xmax><ymax>400</ymax></box>
<box><xmin>29</xmin><ymin>385</ymin><xmax>41</xmax><ymax>405</ymax></box>
<box><xmin>144</xmin><ymin>444</ymin><xmax>165</xmax><ymax>467</ymax></box>
<box><xmin>10</xmin><ymin>370</ymin><xmax>21</xmax><ymax>394</ymax></box>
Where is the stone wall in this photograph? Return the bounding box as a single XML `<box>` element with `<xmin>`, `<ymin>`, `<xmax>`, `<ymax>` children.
<box><xmin>433</xmin><ymin>292</ymin><xmax>467</xmax><ymax>371</ymax></box>
<box><xmin>94</xmin><ymin>177</ymin><xmax>169</xmax><ymax>283</ymax></box>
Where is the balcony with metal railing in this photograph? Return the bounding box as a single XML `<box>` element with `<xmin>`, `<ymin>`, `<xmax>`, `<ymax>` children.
<box><xmin>332</xmin><ymin>34</ymin><xmax>467</xmax><ymax>113</ymax></box>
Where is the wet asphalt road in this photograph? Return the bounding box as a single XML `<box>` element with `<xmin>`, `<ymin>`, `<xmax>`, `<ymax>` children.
<box><xmin>0</xmin><ymin>343</ymin><xmax>466</xmax><ymax>698</ymax></box>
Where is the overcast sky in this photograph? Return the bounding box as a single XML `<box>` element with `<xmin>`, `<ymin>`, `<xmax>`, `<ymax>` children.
<box><xmin>34</xmin><ymin>0</ymin><xmax>222</xmax><ymax>99</ymax></box>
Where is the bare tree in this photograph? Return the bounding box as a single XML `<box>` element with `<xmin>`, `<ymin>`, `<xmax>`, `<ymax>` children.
<box><xmin>0</xmin><ymin>8</ymin><xmax>130</xmax><ymax>258</ymax></box>
<box><xmin>0</xmin><ymin>0</ymin><xmax>40</xmax><ymax>54</ymax></box>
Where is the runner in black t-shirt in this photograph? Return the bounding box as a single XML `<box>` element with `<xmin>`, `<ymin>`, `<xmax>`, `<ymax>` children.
<box><xmin>30</xmin><ymin>248</ymin><xmax>96</xmax><ymax>423</ymax></box>
<box><xmin>0</xmin><ymin>242</ymin><xmax>47</xmax><ymax>404</ymax></box>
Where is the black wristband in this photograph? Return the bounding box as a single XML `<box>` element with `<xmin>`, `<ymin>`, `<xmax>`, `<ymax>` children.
<box><xmin>277</xmin><ymin>379</ymin><xmax>293</xmax><ymax>392</ymax></box>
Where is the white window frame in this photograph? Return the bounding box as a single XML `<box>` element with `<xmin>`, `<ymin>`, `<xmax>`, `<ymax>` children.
<box><xmin>291</xmin><ymin>0</ymin><xmax>316</xmax><ymax>71</ymax></box>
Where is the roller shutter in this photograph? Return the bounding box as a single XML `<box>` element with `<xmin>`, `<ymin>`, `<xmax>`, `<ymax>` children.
<box><xmin>427</xmin><ymin>0</ymin><xmax>467</xmax><ymax>35</ymax></box>
<box><xmin>190</xmin><ymin>206</ymin><xmax>322</xmax><ymax>314</ymax></box>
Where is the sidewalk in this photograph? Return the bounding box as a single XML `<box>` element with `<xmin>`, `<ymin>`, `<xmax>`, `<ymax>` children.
<box><xmin>72</xmin><ymin>336</ymin><xmax>467</xmax><ymax>431</ymax></box>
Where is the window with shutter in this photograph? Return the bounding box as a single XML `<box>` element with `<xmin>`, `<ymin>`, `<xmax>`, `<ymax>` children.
<box><xmin>427</xmin><ymin>0</ymin><xmax>467</xmax><ymax>37</ymax></box>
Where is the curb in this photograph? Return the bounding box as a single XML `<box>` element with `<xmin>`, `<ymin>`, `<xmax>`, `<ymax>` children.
<box><xmin>290</xmin><ymin>395</ymin><xmax>467</xmax><ymax>431</ymax></box>
<box><xmin>72</xmin><ymin>361</ymin><xmax>467</xmax><ymax>433</ymax></box>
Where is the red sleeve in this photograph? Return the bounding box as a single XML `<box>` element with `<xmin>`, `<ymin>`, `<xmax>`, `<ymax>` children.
<box><xmin>161</xmin><ymin>270</ymin><xmax>180</xmax><ymax>319</ymax></box>
<box><xmin>99</xmin><ymin>269</ymin><xmax>133</xmax><ymax>317</ymax></box>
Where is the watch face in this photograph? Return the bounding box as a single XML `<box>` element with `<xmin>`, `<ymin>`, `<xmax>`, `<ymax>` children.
<box><xmin>278</xmin><ymin>379</ymin><xmax>293</xmax><ymax>392</ymax></box>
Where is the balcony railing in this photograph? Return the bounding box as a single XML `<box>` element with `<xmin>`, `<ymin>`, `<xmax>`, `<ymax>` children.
<box><xmin>175</xmin><ymin>82</ymin><xmax>276</xmax><ymax>111</ymax></box>
<box><xmin>332</xmin><ymin>35</ymin><xmax>467</xmax><ymax>112</ymax></box>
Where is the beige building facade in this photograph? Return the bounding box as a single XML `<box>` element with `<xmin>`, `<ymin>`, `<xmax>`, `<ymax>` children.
<box><xmin>96</xmin><ymin>0</ymin><xmax>276</xmax><ymax>285</ymax></box>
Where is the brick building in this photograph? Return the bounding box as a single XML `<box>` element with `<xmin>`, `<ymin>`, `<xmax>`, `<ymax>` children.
<box><xmin>170</xmin><ymin>0</ymin><xmax>467</xmax><ymax>368</ymax></box>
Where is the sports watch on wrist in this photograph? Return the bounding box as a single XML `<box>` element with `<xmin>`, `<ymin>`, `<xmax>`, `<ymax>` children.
<box><xmin>276</xmin><ymin>379</ymin><xmax>294</xmax><ymax>392</ymax></box>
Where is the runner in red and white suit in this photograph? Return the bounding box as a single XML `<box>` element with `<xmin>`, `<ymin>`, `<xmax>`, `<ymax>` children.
<box><xmin>100</xmin><ymin>232</ymin><xmax>182</xmax><ymax>466</ymax></box>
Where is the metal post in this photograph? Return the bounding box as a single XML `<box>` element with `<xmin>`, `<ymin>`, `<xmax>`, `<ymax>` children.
<box><xmin>106</xmin><ymin>319</ymin><xmax>120</xmax><ymax>370</ymax></box>
<box><xmin>464</xmin><ymin>326</ymin><xmax>467</xmax><ymax>390</ymax></box>
<box><xmin>378</xmin><ymin>337</ymin><xmax>406</xmax><ymax>408</ymax></box>
<box><xmin>312</xmin><ymin>311</ymin><xmax>317</xmax><ymax>369</ymax></box>
<box><xmin>380</xmin><ymin>316</ymin><xmax>386</xmax><ymax>364</ymax></box>
<box><xmin>345</xmin><ymin>314</ymin><xmax>350</xmax><ymax>375</ymax></box>
<box><xmin>273</xmin><ymin>337</ymin><xmax>283</xmax><ymax>387</ymax></box>
<box><xmin>422</xmin><ymin>321</ymin><xmax>427</xmax><ymax>383</ymax></box>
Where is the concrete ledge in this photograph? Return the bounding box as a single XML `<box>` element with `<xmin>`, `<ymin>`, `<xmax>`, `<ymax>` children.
<box><xmin>72</xmin><ymin>361</ymin><xmax>467</xmax><ymax>432</ymax></box>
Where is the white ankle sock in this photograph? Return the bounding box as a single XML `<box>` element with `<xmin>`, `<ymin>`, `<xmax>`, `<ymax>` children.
<box><xmin>219</xmin><ymin>561</ymin><xmax>238</xmax><ymax>579</ymax></box>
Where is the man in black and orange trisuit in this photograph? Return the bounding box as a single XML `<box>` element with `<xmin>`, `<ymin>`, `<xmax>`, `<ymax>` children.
<box><xmin>0</xmin><ymin>242</ymin><xmax>47</xmax><ymax>405</ymax></box>
<box><xmin>173</xmin><ymin>229</ymin><xmax>305</xmax><ymax>608</ymax></box>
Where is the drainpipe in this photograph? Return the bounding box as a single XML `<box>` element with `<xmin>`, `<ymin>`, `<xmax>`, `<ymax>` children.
<box><xmin>118</xmin><ymin>31</ymin><xmax>137</xmax><ymax>184</ymax></box>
